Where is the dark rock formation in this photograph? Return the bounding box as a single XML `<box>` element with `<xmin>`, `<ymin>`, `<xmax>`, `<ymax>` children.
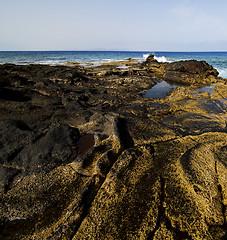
<box><xmin>143</xmin><ymin>55</ymin><xmax>166</xmax><ymax>77</ymax></box>
<box><xmin>165</xmin><ymin>60</ymin><xmax>218</xmax><ymax>75</ymax></box>
<box><xmin>164</xmin><ymin>60</ymin><xmax>219</xmax><ymax>85</ymax></box>
<box><xmin>143</xmin><ymin>55</ymin><xmax>219</xmax><ymax>86</ymax></box>
<box><xmin>0</xmin><ymin>59</ymin><xmax>226</xmax><ymax>240</ymax></box>
<box><xmin>145</xmin><ymin>54</ymin><xmax>158</xmax><ymax>64</ymax></box>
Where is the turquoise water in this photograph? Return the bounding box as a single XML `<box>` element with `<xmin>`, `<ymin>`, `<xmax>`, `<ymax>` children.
<box><xmin>0</xmin><ymin>51</ymin><xmax>226</xmax><ymax>78</ymax></box>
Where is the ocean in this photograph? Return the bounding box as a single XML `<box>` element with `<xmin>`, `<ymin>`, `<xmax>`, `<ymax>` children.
<box><xmin>0</xmin><ymin>51</ymin><xmax>227</xmax><ymax>78</ymax></box>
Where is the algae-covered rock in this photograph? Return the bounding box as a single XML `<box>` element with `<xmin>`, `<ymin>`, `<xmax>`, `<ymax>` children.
<box><xmin>74</xmin><ymin>133</ymin><xmax>227</xmax><ymax>240</ymax></box>
<box><xmin>0</xmin><ymin>61</ymin><xmax>226</xmax><ymax>239</ymax></box>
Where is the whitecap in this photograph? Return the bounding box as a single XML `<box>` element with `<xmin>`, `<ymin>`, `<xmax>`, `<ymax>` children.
<box><xmin>154</xmin><ymin>56</ymin><xmax>168</xmax><ymax>63</ymax></box>
<box><xmin>143</xmin><ymin>53</ymin><xmax>150</xmax><ymax>59</ymax></box>
<box><xmin>142</xmin><ymin>54</ymin><xmax>168</xmax><ymax>63</ymax></box>
<box><xmin>218</xmin><ymin>68</ymin><xmax>227</xmax><ymax>78</ymax></box>
<box><xmin>37</xmin><ymin>60</ymin><xmax>65</xmax><ymax>65</ymax></box>
<box><xmin>102</xmin><ymin>58</ymin><xmax>113</xmax><ymax>62</ymax></box>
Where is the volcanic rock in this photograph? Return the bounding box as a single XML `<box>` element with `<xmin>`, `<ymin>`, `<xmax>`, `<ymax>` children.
<box><xmin>164</xmin><ymin>60</ymin><xmax>219</xmax><ymax>85</ymax></box>
<box><xmin>145</xmin><ymin>54</ymin><xmax>158</xmax><ymax>64</ymax></box>
<box><xmin>0</xmin><ymin>59</ymin><xmax>226</xmax><ymax>240</ymax></box>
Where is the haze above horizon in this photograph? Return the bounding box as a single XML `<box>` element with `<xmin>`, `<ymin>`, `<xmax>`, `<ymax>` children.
<box><xmin>1</xmin><ymin>0</ymin><xmax>227</xmax><ymax>51</ymax></box>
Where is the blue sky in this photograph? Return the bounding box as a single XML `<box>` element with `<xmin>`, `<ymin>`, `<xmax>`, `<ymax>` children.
<box><xmin>0</xmin><ymin>0</ymin><xmax>227</xmax><ymax>51</ymax></box>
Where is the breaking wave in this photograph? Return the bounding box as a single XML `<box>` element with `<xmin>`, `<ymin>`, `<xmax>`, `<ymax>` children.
<box><xmin>218</xmin><ymin>68</ymin><xmax>227</xmax><ymax>78</ymax></box>
<box><xmin>143</xmin><ymin>54</ymin><xmax>150</xmax><ymax>59</ymax></box>
<box><xmin>143</xmin><ymin>54</ymin><xmax>168</xmax><ymax>63</ymax></box>
<box><xmin>154</xmin><ymin>56</ymin><xmax>167</xmax><ymax>63</ymax></box>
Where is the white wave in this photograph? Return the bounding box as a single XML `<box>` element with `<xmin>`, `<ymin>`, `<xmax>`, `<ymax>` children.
<box><xmin>142</xmin><ymin>54</ymin><xmax>168</xmax><ymax>63</ymax></box>
<box><xmin>143</xmin><ymin>54</ymin><xmax>150</xmax><ymax>59</ymax></box>
<box><xmin>154</xmin><ymin>56</ymin><xmax>167</xmax><ymax>63</ymax></box>
<box><xmin>218</xmin><ymin>68</ymin><xmax>227</xmax><ymax>78</ymax></box>
<box><xmin>37</xmin><ymin>60</ymin><xmax>65</xmax><ymax>65</ymax></box>
<box><xmin>102</xmin><ymin>58</ymin><xmax>112</xmax><ymax>62</ymax></box>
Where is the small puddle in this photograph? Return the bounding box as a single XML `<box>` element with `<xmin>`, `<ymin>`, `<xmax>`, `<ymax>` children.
<box><xmin>194</xmin><ymin>98</ymin><xmax>227</xmax><ymax>114</ymax></box>
<box><xmin>116</xmin><ymin>65</ymin><xmax>129</xmax><ymax>69</ymax></box>
<box><xmin>142</xmin><ymin>81</ymin><xmax>176</xmax><ymax>99</ymax></box>
<box><xmin>198</xmin><ymin>83</ymin><xmax>216</xmax><ymax>94</ymax></box>
<box><xmin>79</xmin><ymin>63</ymin><xmax>101</xmax><ymax>68</ymax></box>
<box><xmin>202</xmin><ymin>101</ymin><xmax>225</xmax><ymax>113</ymax></box>
<box><xmin>87</xmin><ymin>64</ymin><xmax>101</xmax><ymax>68</ymax></box>
<box><xmin>215</xmin><ymin>99</ymin><xmax>227</xmax><ymax>111</ymax></box>
<box><xmin>79</xmin><ymin>63</ymin><xmax>89</xmax><ymax>67</ymax></box>
<box><xmin>77</xmin><ymin>134</ymin><xmax>95</xmax><ymax>155</ymax></box>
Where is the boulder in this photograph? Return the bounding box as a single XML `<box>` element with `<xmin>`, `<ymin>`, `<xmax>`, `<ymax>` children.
<box><xmin>165</xmin><ymin>60</ymin><xmax>218</xmax><ymax>75</ymax></box>
<box><xmin>143</xmin><ymin>55</ymin><xmax>166</xmax><ymax>77</ymax></box>
<box><xmin>164</xmin><ymin>60</ymin><xmax>219</xmax><ymax>85</ymax></box>
<box><xmin>145</xmin><ymin>54</ymin><xmax>158</xmax><ymax>64</ymax></box>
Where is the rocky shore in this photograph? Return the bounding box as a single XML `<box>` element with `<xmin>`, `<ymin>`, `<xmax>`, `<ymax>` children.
<box><xmin>0</xmin><ymin>55</ymin><xmax>226</xmax><ymax>239</ymax></box>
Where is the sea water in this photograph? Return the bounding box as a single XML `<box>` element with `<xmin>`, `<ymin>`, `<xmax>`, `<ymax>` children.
<box><xmin>0</xmin><ymin>51</ymin><xmax>226</xmax><ymax>78</ymax></box>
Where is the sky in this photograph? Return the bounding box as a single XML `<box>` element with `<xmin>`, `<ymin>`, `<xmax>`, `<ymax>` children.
<box><xmin>0</xmin><ymin>0</ymin><xmax>227</xmax><ymax>51</ymax></box>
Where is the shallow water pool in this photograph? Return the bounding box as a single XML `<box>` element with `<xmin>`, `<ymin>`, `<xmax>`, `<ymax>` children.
<box><xmin>142</xmin><ymin>81</ymin><xmax>176</xmax><ymax>99</ymax></box>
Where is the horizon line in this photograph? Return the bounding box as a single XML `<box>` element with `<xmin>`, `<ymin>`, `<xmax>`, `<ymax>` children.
<box><xmin>0</xmin><ymin>50</ymin><xmax>227</xmax><ymax>52</ymax></box>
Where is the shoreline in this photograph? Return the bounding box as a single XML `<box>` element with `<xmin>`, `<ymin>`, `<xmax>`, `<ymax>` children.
<box><xmin>0</xmin><ymin>51</ymin><xmax>227</xmax><ymax>78</ymax></box>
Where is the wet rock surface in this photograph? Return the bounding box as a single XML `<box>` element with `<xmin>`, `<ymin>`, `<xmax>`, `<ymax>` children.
<box><xmin>0</xmin><ymin>57</ymin><xmax>226</xmax><ymax>239</ymax></box>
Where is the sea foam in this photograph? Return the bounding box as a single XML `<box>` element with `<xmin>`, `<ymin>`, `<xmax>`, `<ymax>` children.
<box><xmin>218</xmin><ymin>69</ymin><xmax>227</xmax><ymax>78</ymax></box>
<box><xmin>143</xmin><ymin>53</ymin><xmax>168</xmax><ymax>63</ymax></box>
<box><xmin>143</xmin><ymin>54</ymin><xmax>150</xmax><ymax>59</ymax></box>
<box><xmin>154</xmin><ymin>56</ymin><xmax>167</xmax><ymax>63</ymax></box>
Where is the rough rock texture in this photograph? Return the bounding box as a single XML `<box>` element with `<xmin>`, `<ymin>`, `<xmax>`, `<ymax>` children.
<box><xmin>164</xmin><ymin>60</ymin><xmax>219</xmax><ymax>86</ymax></box>
<box><xmin>143</xmin><ymin>57</ymin><xmax>219</xmax><ymax>86</ymax></box>
<box><xmin>0</xmin><ymin>57</ymin><xmax>226</xmax><ymax>239</ymax></box>
<box><xmin>143</xmin><ymin>54</ymin><xmax>166</xmax><ymax>77</ymax></box>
